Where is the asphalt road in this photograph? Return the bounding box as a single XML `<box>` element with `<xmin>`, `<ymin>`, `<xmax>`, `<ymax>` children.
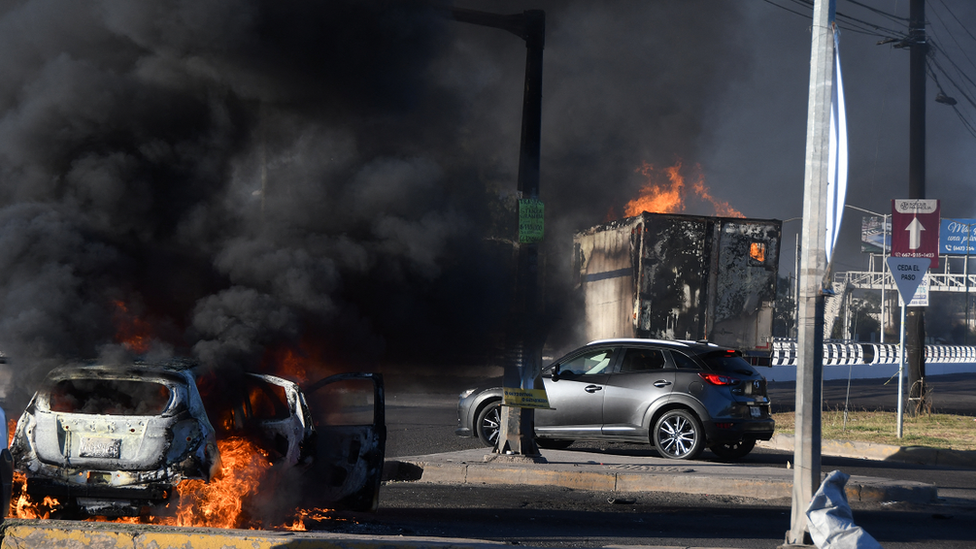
<box><xmin>371</xmin><ymin>370</ymin><xmax>976</xmax><ymax>549</ymax></box>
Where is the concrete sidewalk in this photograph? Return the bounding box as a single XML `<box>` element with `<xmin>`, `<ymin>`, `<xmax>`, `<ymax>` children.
<box><xmin>384</xmin><ymin>436</ymin><xmax>976</xmax><ymax>505</ymax></box>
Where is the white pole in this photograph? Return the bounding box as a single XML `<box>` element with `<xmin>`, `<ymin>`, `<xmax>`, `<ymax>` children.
<box><xmin>881</xmin><ymin>214</ymin><xmax>888</xmax><ymax>343</ymax></box>
<box><xmin>898</xmin><ymin>298</ymin><xmax>905</xmax><ymax>438</ymax></box>
<box><xmin>788</xmin><ymin>0</ymin><xmax>832</xmax><ymax>543</ymax></box>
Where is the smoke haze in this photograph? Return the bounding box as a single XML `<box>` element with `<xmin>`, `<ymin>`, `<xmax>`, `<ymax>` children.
<box><xmin>1</xmin><ymin>1</ymin><xmax>974</xmax><ymax>404</ymax></box>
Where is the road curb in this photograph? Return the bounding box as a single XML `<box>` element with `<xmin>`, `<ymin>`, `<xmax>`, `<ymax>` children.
<box><xmin>385</xmin><ymin>450</ymin><xmax>937</xmax><ymax>504</ymax></box>
<box><xmin>0</xmin><ymin>519</ymin><xmax>510</xmax><ymax>549</ymax></box>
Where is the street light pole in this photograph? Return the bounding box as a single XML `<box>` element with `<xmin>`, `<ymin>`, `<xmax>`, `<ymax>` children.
<box><xmin>845</xmin><ymin>204</ymin><xmax>890</xmax><ymax>343</ymax></box>
<box><xmin>782</xmin><ymin>217</ymin><xmax>803</xmax><ymax>340</ymax></box>
<box><xmin>449</xmin><ymin>8</ymin><xmax>546</xmax><ymax>457</ymax></box>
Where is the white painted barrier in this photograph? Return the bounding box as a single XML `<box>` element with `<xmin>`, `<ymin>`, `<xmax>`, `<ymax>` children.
<box><xmin>765</xmin><ymin>340</ymin><xmax>976</xmax><ymax>382</ymax></box>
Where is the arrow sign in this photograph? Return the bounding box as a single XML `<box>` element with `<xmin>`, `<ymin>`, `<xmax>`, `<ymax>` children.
<box><xmin>906</xmin><ymin>217</ymin><xmax>925</xmax><ymax>250</ymax></box>
<box><xmin>891</xmin><ymin>199</ymin><xmax>940</xmax><ymax>268</ymax></box>
<box><xmin>886</xmin><ymin>256</ymin><xmax>930</xmax><ymax>302</ymax></box>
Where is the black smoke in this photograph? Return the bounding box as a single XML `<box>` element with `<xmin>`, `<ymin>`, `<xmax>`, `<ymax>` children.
<box><xmin>0</xmin><ymin>0</ymin><xmax>772</xmax><ymax>407</ymax></box>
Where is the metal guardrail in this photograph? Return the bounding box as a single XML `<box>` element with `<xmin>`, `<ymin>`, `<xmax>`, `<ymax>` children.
<box><xmin>771</xmin><ymin>339</ymin><xmax>976</xmax><ymax>366</ymax></box>
<box><xmin>836</xmin><ymin>270</ymin><xmax>976</xmax><ymax>293</ymax></box>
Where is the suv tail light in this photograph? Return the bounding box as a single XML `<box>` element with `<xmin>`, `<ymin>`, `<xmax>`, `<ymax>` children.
<box><xmin>698</xmin><ymin>372</ymin><xmax>740</xmax><ymax>386</ymax></box>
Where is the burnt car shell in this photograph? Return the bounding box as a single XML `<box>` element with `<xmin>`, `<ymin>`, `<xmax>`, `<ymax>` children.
<box><xmin>10</xmin><ymin>360</ymin><xmax>220</xmax><ymax>517</ymax></box>
<box><xmin>221</xmin><ymin>373</ymin><xmax>315</xmax><ymax>467</ymax></box>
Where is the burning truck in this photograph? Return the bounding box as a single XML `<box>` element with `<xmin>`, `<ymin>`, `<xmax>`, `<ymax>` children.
<box><xmin>574</xmin><ymin>212</ymin><xmax>781</xmax><ymax>364</ymax></box>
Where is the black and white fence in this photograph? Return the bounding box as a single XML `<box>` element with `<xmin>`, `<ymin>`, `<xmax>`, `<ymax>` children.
<box><xmin>767</xmin><ymin>339</ymin><xmax>976</xmax><ymax>382</ymax></box>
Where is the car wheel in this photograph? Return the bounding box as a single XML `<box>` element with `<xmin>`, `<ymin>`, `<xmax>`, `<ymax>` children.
<box><xmin>653</xmin><ymin>409</ymin><xmax>704</xmax><ymax>460</ymax></box>
<box><xmin>709</xmin><ymin>438</ymin><xmax>756</xmax><ymax>461</ymax></box>
<box><xmin>536</xmin><ymin>438</ymin><xmax>573</xmax><ymax>450</ymax></box>
<box><xmin>475</xmin><ymin>401</ymin><xmax>502</xmax><ymax>447</ymax></box>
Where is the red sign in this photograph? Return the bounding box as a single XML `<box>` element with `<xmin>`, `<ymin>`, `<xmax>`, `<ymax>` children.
<box><xmin>890</xmin><ymin>199</ymin><xmax>940</xmax><ymax>268</ymax></box>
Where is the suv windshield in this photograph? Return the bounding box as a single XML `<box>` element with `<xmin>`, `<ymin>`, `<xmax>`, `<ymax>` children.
<box><xmin>47</xmin><ymin>379</ymin><xmax>172</xmax><ymax>415</ymax></box>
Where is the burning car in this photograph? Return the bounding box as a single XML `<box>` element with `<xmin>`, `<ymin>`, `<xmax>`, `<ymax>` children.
<box><xmin>210</xmin><ymin>372</ymin><xmax>316</xmax><ymax>468</ymax></box>
<box><xmin>10</xmin><ymin>360</ymin><xmax>221</xmax><ymax>517</ymax></box>
<box><xmin>10</xmin><ymin>359</ymin><xmax>386</xmax><ymax>520</ymax></box>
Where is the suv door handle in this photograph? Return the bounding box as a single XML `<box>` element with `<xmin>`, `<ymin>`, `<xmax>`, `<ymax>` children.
<box><xmin>584</xmin><ymin>385</ymin><xmax>603</xmax><ymax>393</ymax></box>
<box><xmin>653</xmin><ymin>380</ymin><xmax>672</xmax><ymax>388</ymax></box>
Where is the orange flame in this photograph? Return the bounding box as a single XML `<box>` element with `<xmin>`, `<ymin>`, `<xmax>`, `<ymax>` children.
<box><xmin>268</xmin><ymin>347</ymin><xmax>309</xmax><ymax>384</ymax></box>
<box><xmin>624</xmin><ymin>160</ymin><xmax>743</xmax><ymax>218</ymax></box>
<box><xmin>165</xmin><ymin>437</ymin><xmax>269</xmax><ymax>528</ymax></box>
<box><xmin>281</xmin><ymin>508</ymin><xmax>336</xmax><ymax>531</ymax></box>
<box><xmin>111</xmin><ymin>300</ymin><xmax>154</xmax><ymax>353</ymax></box>
<box><xmin>10</xmin><ymin>474</ymin><xmax>60</xmax><ymax>520</ymax></box>
<box><xmin>9</xmin><ymin>435</ymin><xmax>333</xmax><ymax>530</ymax></box>
<box><xmin>263</xmin><ymin>341</ymin><xmax>338</xmax><ymax>385</ymax></box>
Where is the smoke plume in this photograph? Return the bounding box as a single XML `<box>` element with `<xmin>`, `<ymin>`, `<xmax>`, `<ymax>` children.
<box><xmin>0</xmin><ymin>0</ymin><xmax>794</xmax><ymax>406</ymax></box>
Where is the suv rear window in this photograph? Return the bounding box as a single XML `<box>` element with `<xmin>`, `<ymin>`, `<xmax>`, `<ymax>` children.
<box><xmin>47</xmin><ymin>379</ymin><xmax>172</xmax><ymax>415</ymax></box>
<box><xmin>700</xmin><ymin>350</ymin><xmax>757</xmax><ymax>375</ymax></box>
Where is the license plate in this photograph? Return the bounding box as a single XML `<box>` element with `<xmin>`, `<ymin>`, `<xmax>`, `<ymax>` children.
<box><xmin>750</xmin><ymin>406</ymin><xmax>762</xmax><ymax>418</ymax></box>
<box><xmin>79</xmin><ymin>437</ymin><xmax>121</xmax><ymax>458</ymax></box>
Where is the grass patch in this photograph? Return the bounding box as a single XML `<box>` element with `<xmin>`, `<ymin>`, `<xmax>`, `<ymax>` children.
<box><xmin>770</xmin><ymin>410</ymin><xmax>976</xmax><ymax>451</ymax></box>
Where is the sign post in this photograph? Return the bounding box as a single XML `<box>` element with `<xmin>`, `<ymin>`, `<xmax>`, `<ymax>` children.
<box><xmin>885</xmin><ymin>256</ymin><xmax>930</xmax><ymax>437</ymax></box>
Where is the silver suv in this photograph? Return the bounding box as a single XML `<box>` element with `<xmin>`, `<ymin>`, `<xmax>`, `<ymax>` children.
<box><xmin>456</xmin><ymin>339</ymin><xmax>774</xmax><ymax>460</ymax></box>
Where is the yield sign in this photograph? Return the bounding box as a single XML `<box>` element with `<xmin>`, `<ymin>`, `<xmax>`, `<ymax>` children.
<box><xmin>886</xmin><ymin>256</ymin><xmax>930</xmax><ymax>303</ymax></box>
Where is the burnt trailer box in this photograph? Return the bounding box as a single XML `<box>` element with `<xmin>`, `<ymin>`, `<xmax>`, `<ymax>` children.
<box><xmin>573</xmin><ymin>212</ymin><xmax>782</xmax><ymax>363</ymax></box>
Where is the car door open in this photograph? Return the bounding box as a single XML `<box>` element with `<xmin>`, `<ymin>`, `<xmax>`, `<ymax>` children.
<box><xmin>299</xmin><ymin>372</ymin><xmax>386</xmax><ymax>513</ymax></box>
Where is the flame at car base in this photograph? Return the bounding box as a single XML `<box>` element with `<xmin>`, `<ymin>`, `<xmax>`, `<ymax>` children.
<box><xmin>9</xmin><ymin>435</ymin><xmax>338</xmax><ymax>530</ymax></box>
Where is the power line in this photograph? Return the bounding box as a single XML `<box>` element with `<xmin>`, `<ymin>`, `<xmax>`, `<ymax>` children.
<box><xmin>845</xmin><ymin>0</ymin><xmax>910</xmax><ymax>24</ymax></box>
<box><xmin>929</xmin><ymin>1</ymin><xmax>976</xmax><ymax>77</ymax></box>
<box><xmin>935</xmin><ymin>0</ymin><xmax>976</xmax><ymax>45</ymax></box>
<box><xmin>762</xmin><ymin>0</ymin><xmax>976</xmax><ymax>141</ymax></box>
<box><xmin>926</xmin><ymin>51</ymin><xmax>976</xmax><ymax>139</ymax></box>
<box><xmin>762</xmin><ymin>0</ymin><xmax>910</xmax><ymax>39</ymax></box>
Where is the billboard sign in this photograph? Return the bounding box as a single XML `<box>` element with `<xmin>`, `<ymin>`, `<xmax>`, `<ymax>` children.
<box><xmin>860</xmin><ymin>215</ymin><xmax>890</xmax><ymax>253</ymax></box>
<box><xmin>903</xmin><ymin>274</ymin><xmax>929</xmax><ymax>307</ymax></box>
<box><xmin>940</xmin><ymin>218</ymin><xmax>976</xmax><ymax>256</ymax></box>
<box><xmin>891</xmin><ymin>199</ymin><xmax>940</xmax><ymax>268</ymax></box>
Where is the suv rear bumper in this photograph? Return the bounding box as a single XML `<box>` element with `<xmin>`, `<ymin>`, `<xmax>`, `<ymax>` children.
<box><xmin>704</xmin><ymin>418</ymin><xmax>775</xmax><ymax>445</ymax></box>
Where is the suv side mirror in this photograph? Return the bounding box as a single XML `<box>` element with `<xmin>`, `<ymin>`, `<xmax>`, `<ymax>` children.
<box><xmin>551</xmin><ymin>364</ymin><xmax>560</xmax><ymax>382</ymax></box>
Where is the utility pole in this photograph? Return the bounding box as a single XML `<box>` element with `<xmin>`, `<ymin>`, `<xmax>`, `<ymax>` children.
<box><xmin>786</xmin><ymin>0</ymin><xmax>832</xmax><ymax>545</ymax></box>
<box><xmin>905</xmin><ymin>0</ymin><xmax>928</xmax><ymax>414</ymax></box>
<box><xmin>450</xmin><ymin>8</ymin><xmax>546</xmax><ymax>457</ymax></box>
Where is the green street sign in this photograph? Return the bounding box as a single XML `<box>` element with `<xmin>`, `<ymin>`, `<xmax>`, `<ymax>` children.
<box><xmin>518</xmin><ymin>199</ymin><xmax>544</xmax><ymax>243</ymax></box>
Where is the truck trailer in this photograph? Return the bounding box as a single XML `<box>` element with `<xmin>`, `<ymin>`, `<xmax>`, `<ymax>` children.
<box><xmin>573</xmin><ymin>212</ymin><xmax>782</xmax><ymax>363</ymax></box>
